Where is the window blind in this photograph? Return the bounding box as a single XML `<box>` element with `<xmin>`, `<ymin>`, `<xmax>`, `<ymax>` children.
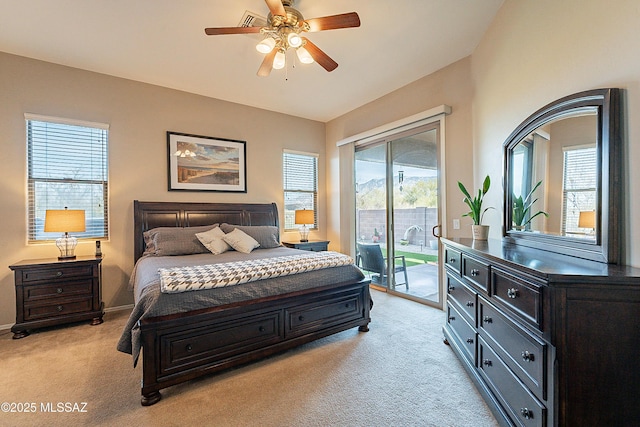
<box><xmin>283</xmin><ymin>151</ymin><xmax>318</xmax><ymax>230</ymax></box>
<box><xmin>26</xmin><ymin>116</ymin><xmax>109</xmax><ymax>242</ymax></box>
<box><xmin>562</xmin><ymin>146</ymin><xmax>596</xmax><ymax>234</ymax></box>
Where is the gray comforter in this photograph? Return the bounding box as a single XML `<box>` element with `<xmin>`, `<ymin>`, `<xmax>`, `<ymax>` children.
<box><xmin>116</xmin><ymin>247</ymin><xmax>365</xmax><ymax>365</ymax></box>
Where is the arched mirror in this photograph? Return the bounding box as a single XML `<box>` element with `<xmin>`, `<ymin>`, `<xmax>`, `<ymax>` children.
<box><xmin>503</xmin><ymin>88</ymin><xmax>623</xmax><ymax>263</ymax></box>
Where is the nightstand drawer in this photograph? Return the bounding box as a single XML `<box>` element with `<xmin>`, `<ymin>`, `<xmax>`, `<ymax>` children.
<box><xmin>24</xmin><ymin>297</ymin><xmax>94</xmax><ymax>321</ymax></box>
<box><xmin>22</xmin><ymin>264</ymin><xmax>95</xmax><ymax>283</ymax></box>
<box><xmin>23</xmin><ymin>280</ymin><xmax>94</xmax><ymax>302</ymax></box>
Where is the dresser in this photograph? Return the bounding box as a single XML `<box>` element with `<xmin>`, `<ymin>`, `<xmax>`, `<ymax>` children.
<box><xmin>442</xmin><ymin>237</ymin><xmax>640</xmax><ymax>427</ymax></box>
<box><xmin>282</xmin><ymin>240</ymin><xmax>329</xmax><ymax>252</ymax></box>
<box><xmin>10</xmin><ymin>256</ymin><xmax>104</xmax><ymax>339</ymax></box>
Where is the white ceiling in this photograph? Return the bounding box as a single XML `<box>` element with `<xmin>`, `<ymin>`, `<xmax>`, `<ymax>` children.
<box><xmin>0</xmin><ymin>0</ymin><xmax>503</xmax><ymax>122</ymax></box>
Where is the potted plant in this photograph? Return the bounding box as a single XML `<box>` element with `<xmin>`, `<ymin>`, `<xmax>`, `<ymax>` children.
<box><xmin>458</xmin><ymin>175</ymin><xmax>494</xmax><ymax>240</ymax></box>
<box><xmin>512</xmin><ymin>180</ymin><xmax>549</xmax><ymax>230</ymax></box>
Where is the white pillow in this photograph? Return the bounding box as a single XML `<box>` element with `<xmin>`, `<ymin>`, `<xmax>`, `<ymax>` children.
<box><xmin>196</xmin><ymin>227</ymin><xmax>231</xmax><ymax>255</ymax></box>
<box><xmin>223</xmin><ymin>228</ymin><xmax>260</xmax><ymax>254</ymax></box>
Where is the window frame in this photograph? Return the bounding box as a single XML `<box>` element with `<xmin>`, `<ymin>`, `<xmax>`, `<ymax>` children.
<box><xmin>25</xmin><ymin>113</ymin><xmax>110</xmax><ymax>244</ymax></box>
<box><xmin>283</xmin><ymin>149</ymin><xmax>318</xmax><ymax>232</ymax></box>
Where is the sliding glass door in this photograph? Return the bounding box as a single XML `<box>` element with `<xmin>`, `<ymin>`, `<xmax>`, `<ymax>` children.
<box><xmin>355</xmin><ymin>124</ymin><xmax>441</xmax><ymax>306</ymax></box>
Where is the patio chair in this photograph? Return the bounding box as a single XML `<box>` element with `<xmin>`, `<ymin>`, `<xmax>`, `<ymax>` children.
<box><xmin>356</xmin><ymin>243</ymin><xmax>409</xmax><ymax>290</ymax></box>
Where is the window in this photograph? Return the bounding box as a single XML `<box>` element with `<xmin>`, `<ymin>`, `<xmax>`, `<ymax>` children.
<box><xmin>283</xmin><ymin>150</ymin><xmax>318</xmax><ymax>230</ymax></box>
<box><xmin>561</xmin><ymin>145</ymin><xmax>596</xmax><ymax>235</ymax></box>
<box><xmin>26</xmin><ymin>114</ymin><xmax>109</xmax><ymax>242</ymax></box>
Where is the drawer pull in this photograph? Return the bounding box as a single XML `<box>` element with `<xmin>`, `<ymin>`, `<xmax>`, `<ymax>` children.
<box><xmin>449</xmin><ymin>258</ymin><xmax>457</xmax><ymax>263</ymax></box>
<box><xmin>448</xmin><ymin>316</ymin><xmax>456</xmax><ymax>322</ymax></box>
<box><xmin>448</xmin><ymin>286</ymin><xmax>455</xmax><ymax>292</ymax></box>
<box><xmin>470</xmin><ymin>269</ymin><xmax>480</xmax><ymax>276</ymax></box>
<box><xmin>345</xmin><ymin>303</ymin><xmax>350</xmax><ymax>308</ymax></box>
<box><xmin>56</xmin><ymin>271</ymin><xmax>63</xmax><ymax>277</ymax></box>
<box><xmin>520</xmin><ymin>408</ymin><xmax>533</xmax><ymax>419</ymax></box>
<box><xmin>482</xmin><ymin>359</ymin><xmax>492</xmax><ymax>367</ymax></box>
<box><xmin>466</xmin><ymin>338</ymin><xmax>474</xmax><ymax>344</ymax></box>
<box><xmin>507</xmin><ymin>288</ymin><xmax>519</xmax><ymax>298</ymax></box>
<box><xmin>521</xmin><ymin>350</ymin><xmax>535</xmax><ymax>362</ymax></box>
<box><xmin>466</xmin><ymin>301</ymin><xmax>474</xmax><ymax>307</ymax></box>
<box><xmin>483</xmin><ymin>316</ymin><xmax>492</xmax><ymax>324</ymax></box>
<box><xmin>186</xmin><ymin>344</ymin><xmax>193</xmax><ymax>352</ymax></box>
<box><xmin>258</xmin><ymin>326</ymin><xmax>265</xmax><ymax>332</ymax></box>
<box><xmin>56</xmin><ymin>288</ymin><xmax>63</xmax><ymax>294</ymax></box>
<box><xmin>57</xmin><ymin>305</ymin><xmax>63</xmax><ymax>312</ymax></box>
<box><xmin>298</xmin><ymin>315</ymin><xmax>305</xmax><ymax>321</ymax></box>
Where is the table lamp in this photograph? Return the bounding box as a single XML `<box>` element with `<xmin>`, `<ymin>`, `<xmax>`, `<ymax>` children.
<box><xmin>44</xmin><ymin>208</ymin><xmax>86</xmax><ymax>259</ymax></box>
<box><xmin>294</xmin><ymin>209</ymin><xmax>314</xmax><ymax>242</ymax></box>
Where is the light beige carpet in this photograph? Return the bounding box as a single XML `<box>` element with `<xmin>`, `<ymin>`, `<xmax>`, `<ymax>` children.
<box><xmin>0</xmin><ymin>289</ymin><xmax>498</xmax><ymax>427</ymax></box>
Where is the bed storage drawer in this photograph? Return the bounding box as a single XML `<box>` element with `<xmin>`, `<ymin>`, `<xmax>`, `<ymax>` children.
<box><xmin>286</xmin><ymin>288</ymin><xmax>364</xmax><ymax>337</ymax></box>
<box><xmin>159</xmin><ymin>310</ymin><xmax>283</xmax><ymax>377</ymax></box>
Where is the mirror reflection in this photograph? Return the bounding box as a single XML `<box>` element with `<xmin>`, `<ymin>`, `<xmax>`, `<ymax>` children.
<box><xmin>509</xmin><ymin>108</ymin><xmax>598</xmax><ymax>241</ymax></box>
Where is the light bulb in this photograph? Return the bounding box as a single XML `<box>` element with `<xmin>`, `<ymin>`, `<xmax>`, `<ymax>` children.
<box><xmin>273</xmin><ymin>50</ymin><xmax>286</xmax><ymax>69</ymax></box>
<box><xmin>296</xmin><ymin>47</ymin><xmax>314</xmax><ymax>64</ymax></box>
<box><xmin>287</xmin><ymin>32</ymin><xmax>302</xmax><ymax>48</ymax></box>
<box><xmin>256</xmin><ymin>37</ymin><xmax>276</xmax><ymax>54</ymax></box>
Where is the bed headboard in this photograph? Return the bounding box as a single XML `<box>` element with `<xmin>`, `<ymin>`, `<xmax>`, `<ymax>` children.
<box><xmin>133</xmin><ymin>200</ymin><xmax>279</xmax><ymax>262</ymax></box>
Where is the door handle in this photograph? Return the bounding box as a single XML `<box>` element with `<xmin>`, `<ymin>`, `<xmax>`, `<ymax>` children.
<box><xmin>432</xmin><ymin>224</ymin><xmax>442</xmax><ymax>238</ymax></box>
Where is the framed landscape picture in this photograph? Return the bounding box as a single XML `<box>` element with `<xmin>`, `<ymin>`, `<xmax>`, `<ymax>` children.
<box><xmin>167</xmin><ymin>131</ymin><xmax>247</xmax><ymax>192</ymax></box>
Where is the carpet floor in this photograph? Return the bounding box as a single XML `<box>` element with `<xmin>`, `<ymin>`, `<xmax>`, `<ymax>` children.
<box><xmin>0</xmin><ymin>289</ymin><xmax>499</xmax><ymax>427</ymax></box>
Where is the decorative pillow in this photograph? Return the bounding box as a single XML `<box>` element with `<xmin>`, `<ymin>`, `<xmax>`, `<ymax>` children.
<box><xmin>143</xmin><ymin>224</ymin><xmax>218</xmax><ymax>256</ymax></box>
<box><xmin>220</xmin><ymin>224</ymin><xmax>280</xmax><ymax>249</ymax></box>
<box><xmin>222</xmin><ymin>228</ymin><xmax>260</xmax><ymax>254</ymax></box>
<box><xmin>196</xmin><ymin>226</ymin><xmax>231</xmax><ymax>255</ymax></box>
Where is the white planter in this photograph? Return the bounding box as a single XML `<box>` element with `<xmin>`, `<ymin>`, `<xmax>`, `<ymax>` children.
<box><xmin>472</xmin><ymin>224</ymin><xmax>489</xmax><ymax>240</ymax></box>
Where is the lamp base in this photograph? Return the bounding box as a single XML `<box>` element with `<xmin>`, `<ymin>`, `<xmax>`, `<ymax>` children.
<box><xmin>298</xmin><ymin>225</ymin><xmax>309</xmax><ymax>243</ymax></box>
<box><xmin>56</xmin><ymin>234</ymin><xmax>78</xmax><ymax>260</ymax></box>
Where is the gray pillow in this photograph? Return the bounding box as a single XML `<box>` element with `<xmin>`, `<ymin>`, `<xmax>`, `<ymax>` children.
<box><xmin>220</xmin><ymin>224</ymin><xmax>281</xmax><ymax>249</ymax></box>
<box><xmin>143</xmin><ymin>224</ymin><xmax>218</xmax><ymax>256</ymax></box>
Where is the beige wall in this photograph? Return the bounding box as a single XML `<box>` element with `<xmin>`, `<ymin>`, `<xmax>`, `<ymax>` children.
<box><xmin>472</xmin><ymin>0</ymin><xmax>640</xmax><ymax>266</ymax></box>
<box><xmin>0</xmin><ymin>52</ymin><xmax>326</xmax><ymax>327</ymax></box>
<box><xmin>326</xmin><ymin>57</ymin><xmax>475</xmax><ymax>254</ymax></box>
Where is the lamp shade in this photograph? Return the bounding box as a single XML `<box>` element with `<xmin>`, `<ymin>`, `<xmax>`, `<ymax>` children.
<box><xmin>295</xmin><ymin>209</ymin><xmax>314</xmax><ymax>225</ymax></box>
<box><xmin>578</xmin><ymin>211</ymin><xmax>595</xmax><ymax>229</ymax></box>
<box><xmin>45</xmin><ymin>209</ymin><xmax>86</xmax><ymax>233</ymax></box>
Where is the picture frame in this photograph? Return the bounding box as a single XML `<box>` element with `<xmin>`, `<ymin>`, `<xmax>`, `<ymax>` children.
<box><xmin>167</xmin><ymin>131</ymin><xmax>247</xmax><ymax>192</ymax></box>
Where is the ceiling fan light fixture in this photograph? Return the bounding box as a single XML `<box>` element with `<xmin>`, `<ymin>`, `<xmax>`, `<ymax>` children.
<box><xmin>287</xmin><ymin>31</ymin><xmax>302</xmax><ymax>48</ymax></box>
<box><xmin>296</xmin><ymin>46</ymin><xmax>314</xmax><ymax>64</ymax></box>
<box><xmin>273</xmin><ymin>50</ymin><xmax>286</xmax><ymax>69</ymax></box>
<box><xmin>256</xmin><ymin>36</ymin><xmax>276</xmax><ymax>53</ymax></box>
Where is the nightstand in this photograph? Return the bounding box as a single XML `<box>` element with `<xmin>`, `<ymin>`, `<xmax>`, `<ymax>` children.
<box><xmin>9</xmin><ymin>256</ymin><xmax>104</xmax><ymax>339</ymax></box>
<box><xmin>282</xmin><ymin>240</ymin><xmax>330</xmax><ymax>252</ymax></box>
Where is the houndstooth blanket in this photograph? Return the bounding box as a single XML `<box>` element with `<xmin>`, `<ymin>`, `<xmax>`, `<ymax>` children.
<box><xmin>159</xmin><ymin>251</ymin><xmax>354</xmax><ymax>293</ymax></box>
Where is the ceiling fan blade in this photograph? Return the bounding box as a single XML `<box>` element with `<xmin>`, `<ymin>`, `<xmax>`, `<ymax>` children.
<box><xmin>204</xmin><ymin>26</ymin><xmax>262</xmax><ymax>36</ymax></box>
<box><xmin>301</xmin><ymin>38</ymin><xmax>338</xmax><ymax>72</ymax></box>
<box><xmin>257</xmin><ymin>49</ymin><xmax>278</xmax><ymax>77</ymax></box>
<box><xmin>303</xmin><ymin>12</ymin><xmax>360</xmax><ymax>32</ymax></box>
<box><xmin>264</xmin><ymin>0</ymin><xmax>286</xmax><ymax>17</ymax></box>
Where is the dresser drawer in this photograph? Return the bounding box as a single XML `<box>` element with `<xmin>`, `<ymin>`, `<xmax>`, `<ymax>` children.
<box><xmin>479</xmin><ymin>298</ymin><xmax>547</xmax><ymax>400</ymax></box>
<box><xmin>492</xmin><ymin>268</ymin><xmax>542</xmax><ymax>329</ymax></box>
<box><xmin>478</xmin><ymin>336</ymin><xmax>546</xmax><ymax>427</ymax></box>
<box><xmin>447</xmin><ymin>273</ymin><xmax>476</xmax><ymax>326</ymax></box>
<box><xmin>444</xmin><ymin>246</ymin><xmax>462</xmax><ymax>274</ymax></box>
<box><xmin>286</xmin><ymin>289</ymin><xmax>364</xmax><ymax>337</ymax></box>
<box><xmin>462</xmin><ymin>254</ymin><xmax>490</xmax><ymax>293</ymax></box>
<box><xmin>23</xmin><ymin>297</ymin><xmax>93</xmax><ymax>321</ymax></box>
<box><xmin>21</xmin><ymin>264</ymin><xmax>95</xmax><ymax>283</ymax></box>
<box><xmin>447</xmin><ymin>303</ymin><xmax>476</xmax><ymax>364</ymax></box>
<box><xmin>23</xmin><ymin>280</ymin><xmax>94</xmax><ymax>302</ymax></box>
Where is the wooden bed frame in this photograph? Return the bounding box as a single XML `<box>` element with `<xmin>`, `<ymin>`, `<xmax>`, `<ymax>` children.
<box><xmin>133</xmin><ymin>200</ymin><xmax>371</xmax><ymax>406</ymax></box>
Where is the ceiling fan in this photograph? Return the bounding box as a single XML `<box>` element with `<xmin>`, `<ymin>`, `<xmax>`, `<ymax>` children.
<box><xmin>204</xmin><ymin>0</ymin><xmax>361</xmax><ymax>76</ymax></box>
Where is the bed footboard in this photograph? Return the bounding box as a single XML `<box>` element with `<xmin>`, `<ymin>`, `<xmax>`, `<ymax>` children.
<box><xmin>139</xmin><ymin>279</ymin><xmax>371</xmax><ymax>406</ymax></box>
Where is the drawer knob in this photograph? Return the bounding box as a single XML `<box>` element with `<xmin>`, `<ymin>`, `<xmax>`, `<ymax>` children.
<box><xmin>507</xmin><ymin>288</ymin><xmax>519</xmax><ymax>299</ymax></box>
<box><xmin>56</xmin><ymin>287</ymin><xmax>63</xmax><ymax>294</ymax></box>
<box><xmin>56</xmin><ymin>271</ymin><xmax>63</xmax><ymax>277</ymax></box>
<box><xmin>482</xmin><ymin>359</ymin><xmax>492</xmax><ymax>367</ymax></box>
<box><xmin>448</xmin><ymin>316</ymin><xmax>456</xmax><ymax>322</ymax></box>
<box><xmin>449</xmin><ymin>258</ymin><xmax>456</xmax><ymax>263</ymax></box>
<box><xmin>470</xmin><ymin>269</ymin><xmax>480</xmax><ymax>276</ymax></box>
<box><xmin>258</xmin><ymin>326</ymin><xmax>265</xmax><ymax>332</ymax></box>
<box><xmin>521</xmin><ymin>350</ymin><xmax>535</xmax><ymax>362</ymax></box>
<box><xmin>186</xmin><ymin>344</ymin><xmax>193</xmax><ymax>352</ymax></box>
<box><xmin>345</xmin><ymin>303</ymin><xmax>350</xmax><ymax>308</ymax></box>
<box><xmin>520</xmin><ymin>408</ymin><xmax>533</xmax><ymax>419</ymax></box>
<box><xmin>448</xmin><ymin>285</ymin><xmax>455</xmax><ymax>292</ymax></box>
<box><xmin>466</xmin><ymin>338</ymin><xmax>474</xmax><ymax>344</ymax></box>
<box><xmin>57</xmin><ymin>305</ymin><xmax>63</xmax><ymax>312</ymax></box>
<box><xmin>298</xmin><ymin>315</ymin><xmax>305</xmax><ymax>321</ymax></box>
<box><xmin>483</xmin><ymin>316</ymin><xmax>492</xmax><ymax>324</ymax></box>
<box><xmin>466</xmin><ymin>301</ymin><xmax>474</xmax><ymax>307</ymax></box>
